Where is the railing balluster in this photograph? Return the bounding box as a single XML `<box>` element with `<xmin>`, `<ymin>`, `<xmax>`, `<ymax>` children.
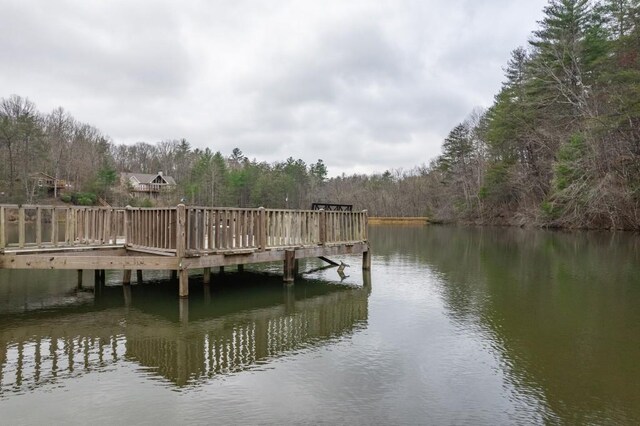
<box><xmin>18</xmin><ymin>207</ymin><xmax>25</xmax><ymax>248</ymax></box>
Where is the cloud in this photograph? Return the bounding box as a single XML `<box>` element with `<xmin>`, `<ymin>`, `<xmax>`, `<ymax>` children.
<box><xmin>0</xmin><ymin>0</ymin><xmax>547</xmax><ymax>176</ymax></box>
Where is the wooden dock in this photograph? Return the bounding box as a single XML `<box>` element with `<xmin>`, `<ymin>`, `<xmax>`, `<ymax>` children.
<box><xmin>0</xmin><ymin>204</ymin><xmax>370</xmax><ymax>297</ymax></box>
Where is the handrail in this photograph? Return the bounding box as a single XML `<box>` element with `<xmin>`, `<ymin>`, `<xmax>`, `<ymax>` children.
<box><xmin>0</xmin><ymin>205</ymin><xmax>126</xmax><ymax>249</ymax></box>
<box><xmin>0</xmin><ymin>204</ymin><xmax>368</xmax><ymax>253</ymax></box>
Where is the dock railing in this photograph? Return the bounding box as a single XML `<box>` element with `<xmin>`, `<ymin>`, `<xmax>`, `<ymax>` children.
<box><xmin>0</xmin><ymin>204</ymin><xmax>125</xmax><ymax>250</ymax></box>
<box><xmin>0</xmin><ymin>204</ymin><xmax>368</xmax><ymax>254</ymax></box>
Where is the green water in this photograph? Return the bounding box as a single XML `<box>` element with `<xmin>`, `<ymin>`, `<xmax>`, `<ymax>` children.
<box><xmin>0</xmin><ymin>226</ymin><xmax>639</xmax><ymax>424</ymax></box>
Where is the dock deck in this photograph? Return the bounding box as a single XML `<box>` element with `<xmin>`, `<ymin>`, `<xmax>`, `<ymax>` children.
<box><xmin>0</xmin><ymin>204</ymin><xmax>370</xmax><ymax>296</ymax></box>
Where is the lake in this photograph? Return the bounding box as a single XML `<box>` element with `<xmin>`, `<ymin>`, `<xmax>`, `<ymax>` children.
<box><xmin>0</xmin><ymin>225</ymin><xmax>639</xmax><ymax>425</ymax></box>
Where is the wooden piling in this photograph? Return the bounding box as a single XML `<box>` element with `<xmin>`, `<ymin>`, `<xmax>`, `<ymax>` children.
<box><xmin>237</xmin><ymin>264</ymin><xmax>244</xmax><ymax>272</ymax></box>
<box><xmin>123</xmin><ymin>270</ymin><xmax>132</xmax><ymax>285</ymax></box>
<box><xmin>284</xmin><ymin>249</ymin><xmax>296</xmax><ymax>283</ymax></box>
<box><xmin>77</xmin><ymin>270</ymin><xmax>83</xmax><ymax>289</ymax></box>
<box><xmin>137</xmin><ymin>270</ymin><xmax>143</xmax><ymax>283</ymax></box>
<box><xmin>203</xmin><ymin>267</ymin><xmax>211</xmax><ymax>284</ymax></box>
<box><xmin>362</xmin><ymin>248</ymin><xmax>371</xmax><ymax>270</ymax></box>
<box><xmin>176</xmin><ymin>204</ymin><xmax>188</xmax><ymax>298</ymax></box>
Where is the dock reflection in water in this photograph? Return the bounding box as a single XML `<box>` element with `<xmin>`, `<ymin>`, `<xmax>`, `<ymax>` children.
<box><xmin>0</xmin><ymin>271</ymin><xmax>370</xmax><ymax>394</ymax></box>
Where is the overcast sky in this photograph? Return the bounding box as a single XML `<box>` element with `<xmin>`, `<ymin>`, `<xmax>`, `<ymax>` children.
<box><xmin>0</xmin><ymin>0</ymin><xmax>548</xmax><ymax>176</ymax></box>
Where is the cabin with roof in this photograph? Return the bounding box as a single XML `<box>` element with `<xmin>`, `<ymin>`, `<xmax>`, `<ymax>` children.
<box><xmin>121</xmin><ymin>171</ymin><xmax>176</xmax><ymax>198</ymax></box>
<box><xmin>29</xmin><ymin>172</ymin><xmax>69</xmax><ymax>192</ymax></box>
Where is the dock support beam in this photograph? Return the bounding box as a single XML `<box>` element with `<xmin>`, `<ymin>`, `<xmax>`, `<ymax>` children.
<box><xmin>179</xmin><ymin>270</ymin><xmax>189</xmax><ymax>298</ymax></box>
<box><xmin>77</xmin><ymin>270</ymin><xmax>83</xmax><ymax>289</ymax></box>
<box><xmin>203</xmin><ymin>267</ymin><xmax>211</xmax><ymax>284</ymax></box>
<box><xmin>237</xmin><ymin>264</ymin><xmax>244</xmax><ymax>272</ymax></box>
<box><xmin>176</xmin><ymin>204</ymin><xmax>188</xmax><ymax>298</ymax></box>
<box><xmin>137</xmin><ymin>270</ymin><xmax>143</xmax><ymax>284</ymax></box>
<box><xmin>362</xmin><ymin>248</ymin><xmax>371</xmax><ymax>271</ymax></box>
<box><xmin>284</xmin><ymin>249</ymin><xmax>296</xmax><ymax>283</ymax></box>
<box><xmin>123</xmin><ymin>270</ymin><xmax>131</xmax><ymax>286</ymax></box>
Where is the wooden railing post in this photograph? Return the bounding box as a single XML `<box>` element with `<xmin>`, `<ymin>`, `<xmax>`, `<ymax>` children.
<box><xmin>319</xmin><ymin>209</ymin><xmax>326</xmax><ymax>245</ymax></box>
<box><xmin>362</xmin><ymin>210</ymin><xmax>368</xmax><ymax>241</ymax></box>
<box><xmin>176</xmin><ymin>204</ymin><xmax>189</xmax><ymax>297</ymax></box>
<box><xmin>258</xmin><ymin>207</ymin><xmax>267</xmax><ymax>251</ymax></box>
<box><xmin>123</xmin><ymin>206</ymin><xmax>132</xmax><ymax>246</ymax></box>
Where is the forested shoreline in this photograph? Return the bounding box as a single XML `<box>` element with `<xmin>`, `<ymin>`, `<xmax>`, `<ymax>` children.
<box><xmin>428</xmin><ymin>0</ymin><xmax>640</xmax><ymax>230</ymax></box>
<box><xmin>1</xmin><ymin>0</ymin><xmax>639</xmax><ymax>229</ymax></box>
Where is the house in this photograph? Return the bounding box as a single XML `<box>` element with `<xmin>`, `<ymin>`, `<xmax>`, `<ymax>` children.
<box><xmin>29</xmin><ymin>172</ymin><xmax>69</xmax><ymax>192</ymax></box>
<box><xmin>121</xmin><ymin>171</ymin><xmax>176</xmax><ymax>198</ymax></box>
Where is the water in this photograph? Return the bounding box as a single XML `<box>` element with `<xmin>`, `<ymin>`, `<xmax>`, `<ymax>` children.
<box><xmin>0</xmin><ymin>226</ymin><xmax>639</xmax><ymax>425</ymax></box>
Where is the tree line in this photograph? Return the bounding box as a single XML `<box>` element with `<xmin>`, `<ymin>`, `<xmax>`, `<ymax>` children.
<box><xmin>0</xmin><ymin>95</ymin><xmax>430</xmax><ymax>214</ymax></box>
<box><xmin>424</xmin><ymin>0</ymin><xmax>640</xmax><ymax>229</ymax></box>
<box><xmin>1</xmin><ymin>0</ymin><xmax>638</xmax><ymax>229</ymax></box>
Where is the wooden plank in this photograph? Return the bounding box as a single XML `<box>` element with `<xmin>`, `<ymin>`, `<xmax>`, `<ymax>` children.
<box><xmin>84</xmin><ymin>208</ymin><xmax>90</xmax><ymax>244</ymax></box>
<box><xmin>207</xmin><ymin>210</ymin><xmax>214</xmax><ymax>250</ymax></box>
<box><xmin>197</xmin><ymin>208</ymin><xmax>203</xmax><ymax>250</ymax></box>
<box><xmin>319</xmin><ymin>210</ymin><xmax>326</xmax><ymax>244</ymax></box>
<box><xmin>214</xmin><ymin>210</ymin><xmax>221</xmax><ymax>250</ymax></box>
<box><xmin>163</xmin><ymin>209</ymin><xmax>168</xmax><ymax>249</ymax></box>
<box><xmin>1</xmin><ymin>246</ymin><xmax>126</xmax><ymax>255</ymax></box>
<box><xmin>181</xmin><ymin>242</ymin><xmax>369</xmax><ymax>269</ymax></box>
<box><xmin>65</xmin><ymin>209</ymin><xmax>71</xmax><ymax>244</ymax></box>
<box><xmin>228</xmin><ymin>210</ymin><xmax>234</xmax><ymax>248</ymax></box>
<box><xmin>126</xmin><ymin>245</ymin><xmax>177</xmax><ymax>257</ymax></box>
<box><xmin>18</xmin><ymin>207</ymin><xmax>25</xmax><ymax>248</ymax></box>
<box><xmin>222</xmin><ymin>248</ymin><xmax>256</xmax><ymax>255</ymax></box>
<box><xmin>69</xmin><ymin>209</ymin><xmax>76</xmax><ymax>246</ymax></box>
<box><xmin>36</xmin><ymin>207</ymin><xmax>42</xmax><ymax>246</ymax></box>
<box><xmin>239</xmin><ymin>210</ymin><xmax>245</xmax><ymax>248</ymax></box>
<box><xmin>49</xmin><ymin>208</ymin><xmax>56</xmax><ymax>246</ymax></box>
<box><xmin>176</xmin><ymin>204</ymin><xmax>186</xmax><ymax>262</ymax></box>
<box><xmin>1</xmin><ymin>254</ymin><xmax>179</xmax><ymax>270</ymax></box>
<box><xmin>258</xmin><ymin>207</ymin><xmax>266</xmax><ymax>251</ymax></box>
